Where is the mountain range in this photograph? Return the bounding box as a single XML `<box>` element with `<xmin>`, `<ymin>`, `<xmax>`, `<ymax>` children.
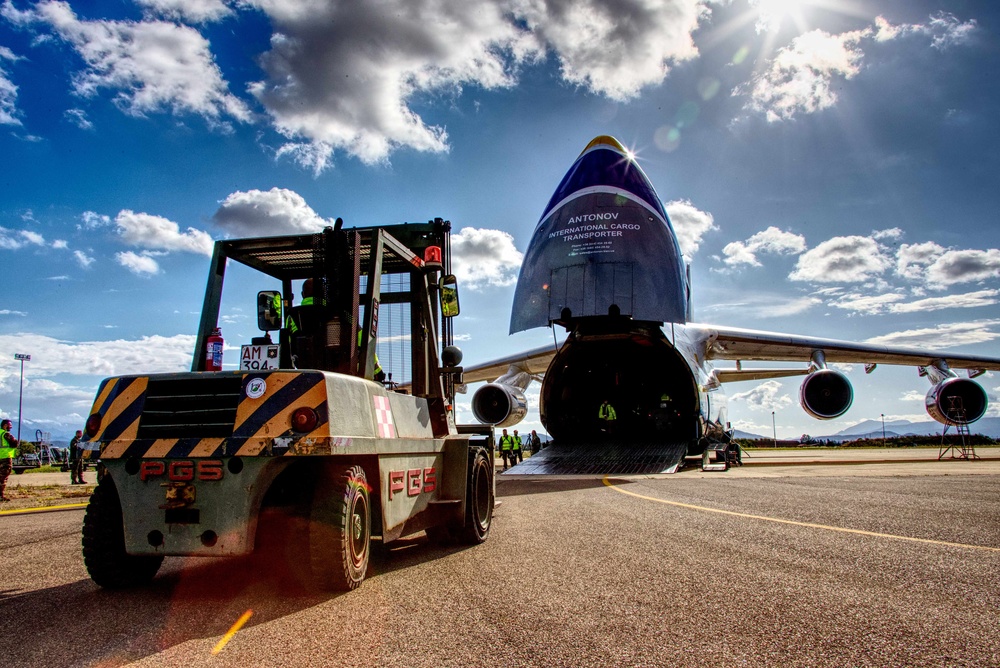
<box><xmin>735</xmin><ymin>417</ymin><xmax>1000</xmax><ymax>442</ymax></box>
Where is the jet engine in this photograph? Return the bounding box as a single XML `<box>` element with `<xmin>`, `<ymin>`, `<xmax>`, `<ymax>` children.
<box><xmin>799</xmin><ymin>368</ymin><xmax>853</xmax><ymax>420</ymax></box>
<box><xmin>925</xmin><ymin>377</ymin><xmax>987</xmax><ymax>425</ymax></box>
<box><xmin>472</xmin><ymin>383</ymin><xmax>528</xmax><ymax>427</ymax></box>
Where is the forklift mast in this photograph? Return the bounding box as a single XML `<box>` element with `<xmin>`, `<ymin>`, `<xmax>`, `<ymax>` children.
<box><xmin>192</xmin><ymin>219</ymin><xmax>455</xmax><ymax>408</ymax></box>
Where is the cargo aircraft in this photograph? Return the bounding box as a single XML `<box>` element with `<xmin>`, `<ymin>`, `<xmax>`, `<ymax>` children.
<box><xmin>462</xmin><ymin>136</ymin><xmax>1000</xmax><ymax>473</ymax></box>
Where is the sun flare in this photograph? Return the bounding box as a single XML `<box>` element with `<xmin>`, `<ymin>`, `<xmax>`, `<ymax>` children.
<box><xmin>751</xmin><ymin>0</ymin><xmax>812</xmax><ymax>33</ymax></box>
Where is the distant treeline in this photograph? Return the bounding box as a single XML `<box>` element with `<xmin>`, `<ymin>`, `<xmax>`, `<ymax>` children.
<box><xmin>738</xmin><ymin>434</ymin><xmax>998</xmax><ymax>449</ymax></box>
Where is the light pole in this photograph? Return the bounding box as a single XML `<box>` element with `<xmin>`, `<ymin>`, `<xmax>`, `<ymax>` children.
<box><xmin>771</xmin><ymin>411</ymin><xmax>776</xmax><ymax>448</ymax></box>
<box><xmin>881</xmin><ymin>413</ymin><xmax>886</xmax><ymax>447</ymax></box>
<box><xmin>14</xmin><ymin>353</ymin><xmax>30</xmax><ymax>443</ymax></box>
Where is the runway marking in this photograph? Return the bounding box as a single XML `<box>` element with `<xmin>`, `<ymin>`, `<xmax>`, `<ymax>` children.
<box><xmin>212</xmin><ymin>609</ymin><xmax>253</xmax><ymax>655</ymax></box>
<box><xmin>602</xmin><ymin>477</ymin><xmax>1000</xmax><ymax>553</ymax></box>
<box><xmin>0</xmin><ymin>502</ymin><xmax>88</xmax><ymax>516</ymax></box>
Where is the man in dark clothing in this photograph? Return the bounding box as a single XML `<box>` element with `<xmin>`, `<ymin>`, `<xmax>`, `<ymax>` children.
<box><xmin>528</xmin><ymin>430</ymin><xmax>542</xmax><ymax>454</ymax></box>
<box><xmin>69</xmin><ymin>429</ymin><xmax>85</xmax><ymax>484</ymax></box>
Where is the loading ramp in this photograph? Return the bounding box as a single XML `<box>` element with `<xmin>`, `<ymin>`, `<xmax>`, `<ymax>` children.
<box><xmin>502</xmin><ymin>440</ymin><xmax>689</xmax><ymax>475</ymax></box>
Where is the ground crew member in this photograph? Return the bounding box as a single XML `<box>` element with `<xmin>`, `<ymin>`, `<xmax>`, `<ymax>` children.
<box><xmin>598</xmin><ymin>399</ymin><xmax>617</xmax><ymax>436</ymax></box>
<box><xmin>286</xmin><ymin>278</ymin><xmax>316</xmax><ymax>335</ymax></box>
<box><xmin>0</xmin><ymin>418</ymin><xmax>19</xmax><ymax>502</ymax></box>
<box><xmin>286</xmin><ymin>278</ymin><xmax>319</xmax><ymax>368</ymax></box>
<box><xmin>498</xmin><ymin>428</ymin><xmax>514</xmax><ymax>471</ymax></box>
<box><xmin>529</xmin><ymin>429</ymin><xmax>542</xmax><ymax>454</ymax></box>
<box><xmin>511</xmin><ymin>429</ymin><xmax>524</xmax><ymax>463</ymax></box>
<box><xmin>69</xmin><ymin>429</ymin><xmax>86</xmax><ymax>485</ymax></box>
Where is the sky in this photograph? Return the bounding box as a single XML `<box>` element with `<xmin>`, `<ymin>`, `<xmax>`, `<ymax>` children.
<box><xmin>1</xmin><ymin>0</ymin><xmax>999</xmax><ymax>442</ymax></box>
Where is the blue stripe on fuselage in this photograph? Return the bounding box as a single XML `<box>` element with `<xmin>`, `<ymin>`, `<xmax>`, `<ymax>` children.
<box><xmin>540</xmin><ymin>139</ymin><xmax>667</xmax><ymax>224</ymax></box>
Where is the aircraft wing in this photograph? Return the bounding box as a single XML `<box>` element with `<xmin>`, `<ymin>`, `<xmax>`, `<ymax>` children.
<box><xmin>689</xmin><ymin>323</ymin><xmax>1000</xmax><ymax>372</ymax></box>
<box><xmin>462</xmin><ymin>344</ymin><xmax>557</xmax><ymax>384</ymax></box>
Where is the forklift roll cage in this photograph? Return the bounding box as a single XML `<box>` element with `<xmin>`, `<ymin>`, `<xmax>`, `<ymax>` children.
<box><xmin>191</xmin><ymin>218</ymin><xmax>459</xmax><ymax>407</ymax></box>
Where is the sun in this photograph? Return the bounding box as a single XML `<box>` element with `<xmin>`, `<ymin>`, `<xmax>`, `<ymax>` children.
<box><xmin>750</xmin><ymin>0</ymin><xmax>813</xmax><ymax>33</ymax></box>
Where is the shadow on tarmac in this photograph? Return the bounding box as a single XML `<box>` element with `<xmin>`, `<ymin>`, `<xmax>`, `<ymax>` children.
<box><xmin>0</xmin><ymin>528</ymin><xmax>468</xmax><ymax>667</ymax></box>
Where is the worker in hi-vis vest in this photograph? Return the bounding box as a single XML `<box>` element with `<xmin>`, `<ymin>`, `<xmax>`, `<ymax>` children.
<box><xmin>598</xmin><ymin>399</ymin><xmax>617</xmax><ymax>436</ymax></box>
<box><xmin>0</xmin><ymin>418</ymin><xmax>19</xmax><ymax>502</ymax></box>
<box><xmin>511</xmin><ymin>429</ymin><xmax>523</xmax><ymax>464</ymax></box>
<box><xmin>498</xmin><ymin>428</ymin><xmax>514</xmax><ymax>471</ymax></box>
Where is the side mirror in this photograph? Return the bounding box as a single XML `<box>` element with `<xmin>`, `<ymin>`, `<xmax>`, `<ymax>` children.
<box><xmin>257</xmin><ymin>291</ymin><xmax>282</xmax><ymax>331</ymax></box>
<box><xmin>440</xmin><ymin>274</ymin><xmax>460</xmax><ymax>318</ymax></box>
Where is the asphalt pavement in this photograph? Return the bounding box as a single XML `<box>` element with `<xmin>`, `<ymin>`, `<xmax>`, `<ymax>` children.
<box><xmin>1</xmin><ymin>449</ymin><xmax>998</xmax><ymax>667</ymax></box>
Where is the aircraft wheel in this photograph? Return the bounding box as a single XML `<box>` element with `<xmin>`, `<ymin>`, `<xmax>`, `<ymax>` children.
<box><xmin>309</xmin><ymin>464</ymin><xmax>370</xmax><ymax>590</ymax></box>
<box><xmin>82</xmin><ymin>476</ymin><xmax>163</xmax><ymax>588</ymax></box>
<box><xmin>13</xmin><ymin>469</ymin><xmax>24</xmax><ymax>475</ymax></box>
<box><xmin>457</xmin><ymin>447</ymin><xmax>494</xmax><ymax>545</ymax></box>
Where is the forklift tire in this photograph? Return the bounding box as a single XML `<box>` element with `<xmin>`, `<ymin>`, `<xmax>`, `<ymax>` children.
<box><xmin>82</xmin><ymin>476</ymin><xmax>163</xmax><ymax>589</ymax></box>
<box><xmin>456</xmin><ymin>447</ymin><xmax>493</xmax><ymax>545</ymax></box>
<box><xmin>309</xmin><ymin>464</ymin><xmax>371</xmax><ymax>591</ymax></box>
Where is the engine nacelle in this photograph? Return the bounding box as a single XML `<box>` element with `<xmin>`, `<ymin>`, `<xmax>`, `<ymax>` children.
<box><xmin>800</xmin><ymin>369</ymin><xmax>853</xmax><ymax>420</ymax></box>
<box><xmin>925</xmin><ymin>377</ymin><xmax>988</xmax><ymax>426</ymax></box>
<box><xmin>472</xmin><ymin>383</ymin><xmax>528</xmax><ymax>427</ymax></box>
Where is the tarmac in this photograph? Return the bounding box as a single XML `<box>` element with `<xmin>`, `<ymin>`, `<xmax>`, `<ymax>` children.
<box><xmin>3</xmin><ymin>445</ymin><xmax>997</xmax><ymax>512</ymax></box>
<box><xmin>497</xmin><ymin>444</ymin><xmax>1000</xmax><ymax>478</ymax></box>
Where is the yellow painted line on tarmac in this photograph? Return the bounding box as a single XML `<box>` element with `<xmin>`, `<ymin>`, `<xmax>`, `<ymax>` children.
<box><xmin>602</xmin><ymin>476</ymin><xmax>1000</xmax><ymax>553</ymax></box>
<box><xmin>212</xmin><ymin>609</ymin><xmax>254</xmax><ymax>655</ymax></box>
<box><xmin>0</xmin><ymin>502</ymin><xmax>88</xmax><ymax>516</ymax></box>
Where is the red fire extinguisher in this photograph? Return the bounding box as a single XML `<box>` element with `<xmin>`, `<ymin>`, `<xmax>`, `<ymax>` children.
<box><xmin>205</xmin><ymin>327</ymin><xmax>224</xmax><ymax>371</ymax></box>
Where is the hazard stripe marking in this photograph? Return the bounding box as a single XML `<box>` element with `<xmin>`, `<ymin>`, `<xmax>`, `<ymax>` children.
<box><xmin>188</xmin><ymin>438</ymin><xmax>225</xmax><ymax>458</ymax></box>
<box><xmin>99</xmin><ymin>377</ymin><xmax>148</xmax><ymax>442</ymax></box>
<box><xmin>143</xmin><ymin>439</ymin><xmax>179</xmax><ymax>459</ymax></box>
<box><xmin>234</xmin><ymin>373</ymin><xmax>327</xmax><ymax>439</ymax></box>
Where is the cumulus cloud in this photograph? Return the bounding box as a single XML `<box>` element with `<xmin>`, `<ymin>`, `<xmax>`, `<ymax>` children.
<box><xmin>11</xmin><ymin>0</ymin><xmax>250</xmax><ymax>127</ymax></box>
<box><xmin>116</xmin><ymin>250</ymin><xmax>160</xmax><ymax>275</ymax></box>
<box><xmin>135</xmin><ymin>0</ymin><xmax>233</xmax><ymax>23</ymax></box>
<box><xmin>0</xmin><ymin>45</ymin><xmax>21</xmax><ymax>126</ymax></box>
<box><xmin>872</xmin><ymin>227</ymin><xmax>902</xmax><ymax>241</ymax></box>
<box><xmin>665</xmin><ymin>199</ymin><xmax>715</xmax><ymax>259</ymax></box>
<box><xmin>80</xmin><ymin>211</ymin><xmax>111</xmax><ymax>229</ymax></box>
<box><xmin>728</xmin><ymin>380</ymin><xmax>792</xmax><ymax>411</ymax></box>
<box><xmin>739</xmin><ymin>13</ymin><xmax>976</xmax><ymax>122</ymax></box>
<box><xmin>864</xmin><ymin>320</ymin><xmax>1000</xmax><ymax>348</ymax></box>
<box><xmin>213</xmin><ymin>188</ymin><xmax>332</xmax><ymax>237</ymax></box>
<box><xmin>450</xmin><ymin>227</ymin><xmax>523</xmax><ymax>290</ymax></box>
<box><xmin>722</xmin><ymin>226</ymin><xmax>806</xmax><ymax>267</ymax></box>
<box><xmin>895</xmin><ymin>241</ymin><xmax>945</xmax><ymax>280</ymax></box>
<box><xmin>738</xmin><ymin>26</ymin><xmax>869</xmax><ymax>122</ymax></box>
<box><xmin>0</xmin><ymin>332</ymin><xmax>194</xmax><ymax>407</ymax></box>
<box><xmin>245</xmin><ymin>0</ymin><xmax>708</xmax><ymax>171</ymax></box>
<box><xmin>115</xmin><ymin>210</ymin><xmax>213</xmax><ymax>255</ymax></box>
<box><xmin>516</xmin><ymin>0</ymin><xmax>705</xmax><ymax>101</ymax></box>
<box><xmin>925</xmin><ymin>249</ymin><xmax>1000</xmax><ymax>286</ymax></box>
<box><xmin>0</xmin><ymin>226</ymin><xmax>46</xmax><ymax>250</ymax></box>
<box><xmin>64</xmin><ymin>107</ymin><xmax>92</xmax><ymax>130</ymax></box>
<box><xmin>789</xmin><ymin>235</ymin><xmax>891</xmax><ymax>283</ymax></box>
<box><xmin>248</xmin><ymin>0</ymin><xmax>537</xmax><ymax>170</ymax></box>
<box><xmin>73</xmin><ymin>249</ymin><xmax>94</xmax><ymax>268</ymax></box>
